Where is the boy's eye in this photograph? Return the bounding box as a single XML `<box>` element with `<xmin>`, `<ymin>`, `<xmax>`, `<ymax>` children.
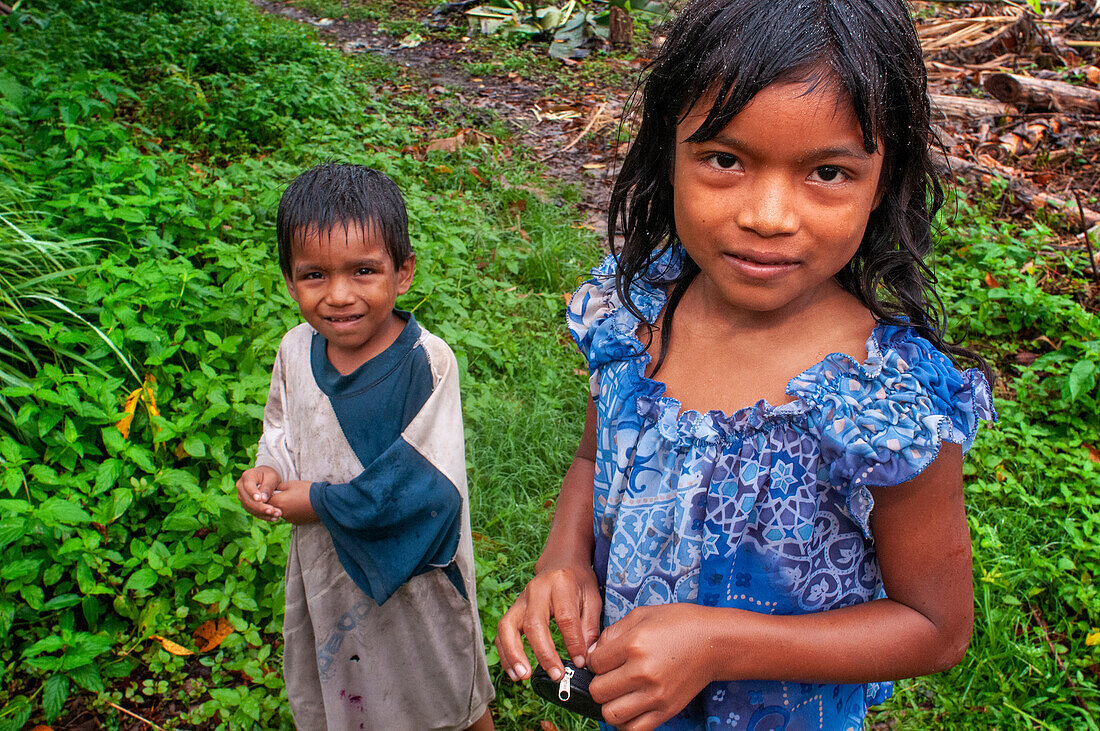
<box><xmin>706</xmin><ymin>153</ymin><xmax>741</xmax><ymax>171</ymax></box>
<box><xmin>356</xmin><ymin>267</ymin><xmax>376</xmax><ymax>276</ymax></box>
<box><xmin>300</xmin><ymin>272</ymin><xmax>323</xmax><ymax>280</ymax></box>
<box><xmin>809</xmin><ymin>165</ymin><xmax>848</xmax><ymax>183</ymax></box>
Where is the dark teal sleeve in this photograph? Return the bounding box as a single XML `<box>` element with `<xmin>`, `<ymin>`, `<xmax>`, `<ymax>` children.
<box><xmin>309</xmin><ymin>437</ymin><xmax>461</xmax><ymax>605</ymax></box>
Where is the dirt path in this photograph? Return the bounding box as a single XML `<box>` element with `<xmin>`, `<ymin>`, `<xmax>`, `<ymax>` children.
<box><xmin>254</xmin><ymin>0</ymin><xmax>632</xmax><ymax>242</ymax></box>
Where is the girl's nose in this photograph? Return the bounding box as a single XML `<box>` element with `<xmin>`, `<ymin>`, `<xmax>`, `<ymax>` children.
<box><xmin>736</xmin><ymin>175</ymin><xmax>798</xmax><ymax>237</ymax></box>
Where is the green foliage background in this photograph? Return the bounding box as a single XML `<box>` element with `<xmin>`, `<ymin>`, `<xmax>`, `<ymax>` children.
<box><xmin>0</xmin><ymin>0</ymin><xmax>1097</xmax><ymax>729</ymax></box>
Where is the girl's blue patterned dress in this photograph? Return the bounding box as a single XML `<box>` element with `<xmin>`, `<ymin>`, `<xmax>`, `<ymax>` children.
<box><xmin>567</xmin><ymin>248</ymin><xmax>995</xmax><ymax>731</ymax></box>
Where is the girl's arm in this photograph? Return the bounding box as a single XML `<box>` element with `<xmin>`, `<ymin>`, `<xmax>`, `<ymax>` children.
<box><xmin>587</xmin><ymin>443</ymin><xmax>973</xmax><ymax>731</ymax></box>
<box><xmin>495</xmin><ymin>396</ymin><xmax>601</xmax><ymax>682</ymax></box>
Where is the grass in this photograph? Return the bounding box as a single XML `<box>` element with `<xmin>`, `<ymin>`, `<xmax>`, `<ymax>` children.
<box><xmin>0</xmin><ymin>0</ymin><xmax>1098</xmax><ymax>729</ymax></box>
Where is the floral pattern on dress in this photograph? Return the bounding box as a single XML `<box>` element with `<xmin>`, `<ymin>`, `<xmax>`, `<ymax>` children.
<box><xmin>567</xmin><ymin>247</ymin><xmax>995</xmax><ymax>731</ymax></box>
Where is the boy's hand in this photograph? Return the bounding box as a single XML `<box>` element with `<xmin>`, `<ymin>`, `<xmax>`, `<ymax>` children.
<box><xmin>235</xmin><ymin>466</ymin><xmax>282</xmax><ymax>522</ymax></box>
<box><xmin>269</xmin><ymin>480</ymin><xmax>320</xmax><ymax>524</ymax></box>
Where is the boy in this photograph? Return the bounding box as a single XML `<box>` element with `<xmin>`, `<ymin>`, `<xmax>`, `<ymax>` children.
<box><xmin>235</xmin><ymin>164</ymin><xmax>494</xmax><ymax>730</ymax></box>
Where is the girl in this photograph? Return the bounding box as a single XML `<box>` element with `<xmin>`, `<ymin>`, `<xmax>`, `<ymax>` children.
<box><xmin>495</xmin><ymin>0</ymin><xmax>996</xmax><ymax>729</ymax></box>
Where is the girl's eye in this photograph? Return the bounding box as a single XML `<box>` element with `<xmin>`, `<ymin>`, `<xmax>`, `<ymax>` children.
<box><xmin>810</xmin><ymin>166</ymin><xmax>848</xmax><ymax>183</ymax></box>
<box><xmin>706</xmin><ymin>153</ymin><xmax>741</xmax><ymax>171</ymax></box>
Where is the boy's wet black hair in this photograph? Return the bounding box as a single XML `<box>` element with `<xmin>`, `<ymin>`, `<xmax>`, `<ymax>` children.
<box><xmin>276</xmin><ymin>163</ymin><xmax>412</xmax><ymax>275</ymax></box>
<box><xmin>611</xmin><ymin>0</ymin><xmax>990</xmax><ymax>380</ymax></box>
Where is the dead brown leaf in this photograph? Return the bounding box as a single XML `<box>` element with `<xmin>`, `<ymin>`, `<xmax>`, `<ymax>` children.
<box><xmin>427</xmin><ymin>133</ymin><xmax>466</xmax><ymax>153</ymax></box>
<box><xmin>193</xmin><ymin>618</ymin><xmax>235</xmax><ymax>652</ymax></box>
<box><xmin>1085</xmin><ymin>443</ymin><xmax>1100</xmax><ymax>464</ymax></box>
<box><xmin>984</xmin><ymin>272</ymin><xmax>1002</xmax><ymax>288</ymax></box>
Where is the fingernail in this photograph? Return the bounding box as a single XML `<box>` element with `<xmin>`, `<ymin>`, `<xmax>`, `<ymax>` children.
<box><xmin>549</xmin><ymin>666</ymin><xmax>562</xmax><ymax>681</ymax></box>
<box><xmin>587</xmin><ymin>642</ymin><xmax>597</xmax><ymax>654</ymax></box>
<box><xmin>253</xmin><ymin>493</ymin><xmax>260</xmax><ymax>501</ymax></box>
<box><xmin>513</xmin><ymin>664</ymin><xmax>527</xmax><ymax>679</ymax></box>
<box><xmin>572</xmin><ymin>654</ymin><xmax>585</xmax><ymax>668</ymax></box>
<box><xmin>505</xmin><ymin>667</ymin><xmax>516</xmax><ymax>681</ymax></box>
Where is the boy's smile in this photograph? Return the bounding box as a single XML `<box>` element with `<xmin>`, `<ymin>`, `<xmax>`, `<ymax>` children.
<box><xmin>672</xmin><ymin>74</ymin><xmax>884</xmax><ymax>321</ymax></box>
<box><xmin>284</xmin><ymin>224</ymin><xmax>414</xmax><ymax>375</ymax></box>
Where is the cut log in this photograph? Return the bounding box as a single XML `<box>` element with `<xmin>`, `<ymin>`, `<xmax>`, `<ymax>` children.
<box><xmin>983</xmin><ymin>73</ymin><xmax>1100</xmax><ymax>114</ymax></box>
<box><xmin>930</xmin><ymin>93</ymin><xmax>1013</xmax><ymax>119</ymax></box>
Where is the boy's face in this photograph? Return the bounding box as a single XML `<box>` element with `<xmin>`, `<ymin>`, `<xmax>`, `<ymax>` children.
<box><xmin>284</xmin><ymin>223</ymin><xmax>415</xmax><ymax>371</ymax></box>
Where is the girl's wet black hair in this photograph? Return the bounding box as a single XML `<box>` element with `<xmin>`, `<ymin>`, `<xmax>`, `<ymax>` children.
<box><xmin>276</xmin><ymin>163</ymin><xmax>412</xmax><ymax>276</ymax></box>
<box><xmin>610</xmin><ymin>0</ymin><xmax>991</xmax><ymax>381</ymax></box>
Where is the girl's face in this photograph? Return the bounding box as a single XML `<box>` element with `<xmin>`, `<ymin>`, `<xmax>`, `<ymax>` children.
<box><xmin>672</xmin><ymin>76</ymin><xmax>884</xmax><ymax>319</ymax></box>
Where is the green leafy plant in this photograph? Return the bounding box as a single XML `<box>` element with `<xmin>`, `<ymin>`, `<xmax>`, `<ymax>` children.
<box><xmin>465</xmin><ymin>0</ymin><xmax>663</xmax><ymax>58</ymax></box>
<box><xmin>0</xmin><ymin>204</ymin><xmax>140</xmax><ymax>439</ymax></box>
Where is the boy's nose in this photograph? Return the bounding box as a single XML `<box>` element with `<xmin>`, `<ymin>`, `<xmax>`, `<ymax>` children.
<box><xmin>736</xmin><ymin>174</ymin><xmax>798</xmax><ymax>237</ymax></box>
<box><xmin>324</xmin><ymin>277</ymin><xmax>356</xmax><ymax>304</ymax></box>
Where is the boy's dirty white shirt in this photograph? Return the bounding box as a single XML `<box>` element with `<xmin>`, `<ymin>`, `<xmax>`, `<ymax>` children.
<box><xmin>256</xmin><ymin>322</ymin><xmax>493</xmax><ymax>730</ymax></box>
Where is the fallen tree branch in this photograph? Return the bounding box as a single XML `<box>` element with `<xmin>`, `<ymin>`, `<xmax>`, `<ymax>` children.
<box><xmin>984</xmin><ymin>72</ymin><xmax>1100</xmax><ymax>114</ymax></box>
<box><xmin>540</xmin><ymin>101</ymin><xmax>608</xmax><ymax>161</ymax></box>
<box><xmin>104</xmin><ymin>700</ymin><xmax>167</xmax><ymax>731</ymax></box>
<box><xmin>930</xmin><ymin>93</ymin><xmax>1013</xmax><ymax>119</ymax></box>
<box><xmin>1073</xmin><ymin>191</ymin><xmax>1100</xmax><ymax>285</ymax></box>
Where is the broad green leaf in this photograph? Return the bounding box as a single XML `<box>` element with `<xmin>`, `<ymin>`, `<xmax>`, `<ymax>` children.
<box><xmin>1068</xmin><ymin>359</ymin><xmax>1096</xmax><ymax>401</ymax></box>
<box><xmin>193</xmin><ymin>588</ymin><xmax>225</xmax><ymax>604</ymax></box>
<box><xmin>1</xmin><ymin>557</ymin><xmax>42</xmax><ymax>580</ymax></box>
<box><xmin>43</xmin><ymin>673</ymin><xmax>69</xmax><ymax>722</ymax></box>
<box><xmin>39</xmin><ymin>497</ymin><xmax>93</xmax><ymax>525</ymax></box>
<box><xmin>23</xmin><ymin>634</ymin><xmax>64</xmax><ymax>657</ymax></box>
<box><xmin>95</xmin><ymin>458</ymin><xmax>125</xmax><ymax>494</ymax></box>
<box><xmin>69</xmin><ymin>662</ymin><xmax>105</xmax><ymax>693</ymax></box>
<box><xmin>124</xmin><ymin>568</ymin><xmax>157</xmax><ymax>592</ymax></box>
<box><xmin>0</xmin><ymin>518</ymin><xmax>25</xmax><ymax>548</ymax></box>
<box><xmin>182</xmin><ymin>435</ymin><xmax>206</xmax><ymax>458</ymax></box>
<box><xmin>232</xmin><ymin>590</ymin><xmax>259</xmax><ymax>612</ymax></box>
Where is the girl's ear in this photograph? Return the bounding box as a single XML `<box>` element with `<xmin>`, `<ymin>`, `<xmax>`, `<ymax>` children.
<box><xmin>396</xmin><ymin>253</ymin><xmax>416</xmax><ymax>296</ymax></box>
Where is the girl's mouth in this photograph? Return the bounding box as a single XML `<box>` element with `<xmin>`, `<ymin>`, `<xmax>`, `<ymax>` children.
<box><xmin>724</xmin><ymin>252</ymin><xmax>800</xmax><ymax>279</ymax></box>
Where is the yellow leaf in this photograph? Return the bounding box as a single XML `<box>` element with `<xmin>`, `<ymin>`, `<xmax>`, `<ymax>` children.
<box><xmin>116</xmin><ymin>387</ymin><xmax>144</xmax><ymax>439</ymax></box>
<box><xmin>193</xmin><ymin>618</ymin><xmax>235</xmax><ymax>652</ymax></box>
<box><xmin>1087</xmin><ymin>631</ymin><xmax>1100</xmax><ymax>646</ymax></box>
<box><xmin>151</xmin><ymin>635</ymin><xmax>193</xmax><ymax>656</ymax></box>
<box><xmin>116</xmin><ymin>375</ymin><xmax>160</xmax><ymax>439</ymax></box>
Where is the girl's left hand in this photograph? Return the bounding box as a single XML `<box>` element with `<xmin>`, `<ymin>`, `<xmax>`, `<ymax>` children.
<box><xmin>587</xmin><ymin>603</ymin><xmax>719</xmax><ymax>731</ymax></box>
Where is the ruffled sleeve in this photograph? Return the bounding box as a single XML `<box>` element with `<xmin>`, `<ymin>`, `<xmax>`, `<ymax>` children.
<box><xmin>804</xmin><ymin>325</ymin><xmax>996</xmax><ymax>537</ymax></box>
<box><xmin>566</xmin><ymin>252</ymin><xmax>672</xmax><ymax>397</ymax></box>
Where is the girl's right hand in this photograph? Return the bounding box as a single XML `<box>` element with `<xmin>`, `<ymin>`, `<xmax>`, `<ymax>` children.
<box><xmin>494</xmin><ymin>560</ymin><xmax>602</xmax><ymax>683</ymax></box>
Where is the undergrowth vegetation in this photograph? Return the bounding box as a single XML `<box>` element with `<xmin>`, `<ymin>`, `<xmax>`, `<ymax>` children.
<box><xmin>0</xmin><ymin>0</ymin><xmax>1097</xmax><ymax>729</ymax></box>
